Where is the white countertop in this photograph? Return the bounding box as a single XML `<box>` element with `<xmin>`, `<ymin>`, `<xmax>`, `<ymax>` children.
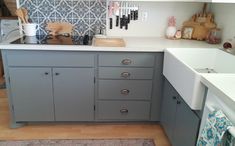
<box><xmin>0</xmin><ymin>36</ymin><xmax>220</xmax><ymax>52</ymax></box>
<box><xmin>2</xmin><ymin>35</ymin><xmax>234</xmax><ymax>107</ymax></box>
<box><xmin>201</xmin><ymin>74</ymin><xmax>235</xmax><ymax>105</ymax></box>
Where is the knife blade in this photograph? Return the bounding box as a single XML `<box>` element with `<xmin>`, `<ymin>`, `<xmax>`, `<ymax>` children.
<box><xmin>114</xmin><ymin>2</ymin><xmax>120</xmax><ymax>27</ymax></box>
<box><xmin>108</xmin><ymin>1</ymin><xmax>113</xmax><ymax>29</ymax></box>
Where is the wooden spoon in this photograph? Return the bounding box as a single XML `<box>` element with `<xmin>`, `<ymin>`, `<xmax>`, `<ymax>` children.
<box><xmin>15</xmin><ymin>9</ymin><xmax>26</xmax><ymax>24</ymax></box>
<box><xmin>21</xmin><ymin>8</ymin><xmax>29</xmax><ymax>23</ymax></box>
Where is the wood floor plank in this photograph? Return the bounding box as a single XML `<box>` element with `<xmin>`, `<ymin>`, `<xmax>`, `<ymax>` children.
<box><xmin>0</xmin><ymin>89</ymin><xmax>170</xmax><ymax>146</ymax></box>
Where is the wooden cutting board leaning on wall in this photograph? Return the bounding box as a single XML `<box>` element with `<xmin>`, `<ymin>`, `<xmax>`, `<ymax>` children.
<box><xmin>182</xmin><ymin>3</ymin><xmax>217</xmax><ymax>41</ymax></box>
<box><xmin>3</xmin><ymin>0</ymin><xmax>17</xmax><ymax>16</ymax></box>
<box><xmin>46</xmin><ymin>22</ymin><xmax>74</xmax><ymax>36</ymax></box>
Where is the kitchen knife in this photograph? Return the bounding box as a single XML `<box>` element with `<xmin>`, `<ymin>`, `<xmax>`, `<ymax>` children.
<box><xmin>131</xmin><ymin>3</ymin><xmax>134</xmax><ymax>20</ymax></box>
<box><xmin>125</xmin><ymin>2</ymin><xmax>128</xmax><ymax>30</ymax></box>
<box><xmin>134</xmin><ymin>4</ymin><xmax>139</xmax><ymax>20</ymax></box>
<box><xmin>120</xmin><ymin>2</ymin><xmax>123</xmax><ymax>29</ymax></box>
<box><xmin>127</xmin><ymin>3</ymin><xmax>131</xmax><ymax>24</ymax></box>
<box><xmin>108</xmin><ymin>1</ymin><xmax>113</xmax><ymax>29</ymax></box>
<box><xmin>114</xmin><ymin>2</ymin><xmax>120</xmax><ymax>27</ymax></box>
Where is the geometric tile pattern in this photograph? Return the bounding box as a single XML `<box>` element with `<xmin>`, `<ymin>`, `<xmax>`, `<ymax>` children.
<box><xmin>19</xmin><ymin>0</ymin><xmax>107</xmax><ymax>36</ymax></box>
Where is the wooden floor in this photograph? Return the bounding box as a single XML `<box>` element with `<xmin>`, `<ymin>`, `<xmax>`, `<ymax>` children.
<box><xmin>0</xmin><ymin>88</ymin><xmax>170</xmax><ymax>146</ymax></box>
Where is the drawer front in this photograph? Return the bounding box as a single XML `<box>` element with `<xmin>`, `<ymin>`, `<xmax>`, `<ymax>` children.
<box><xmin>97</xmin><ymin>101</ymin><xmax>150</xmax><ymax>120</ymax></box>
<box><xmin>7</xmin><ymin>51</ymin><xmax>95</xmax><ymax>67</ymax></box>
<box><xmin>99</xmin><ymin>53</ymin><xmax>155</xmax><ymax>67</ymax></box>
<box><xmin>99</xmin><ymin>67</ymin><xmax>154</xmax><ymax>79</ymax></box>
<box><xmin>98</xmin><ymin>80</ymin><xmax>152</xmax><ymax>100</ymax></box>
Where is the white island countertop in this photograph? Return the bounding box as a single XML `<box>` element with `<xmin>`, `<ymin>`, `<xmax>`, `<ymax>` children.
<box><xmin>201</xmin><ymin>74</ymin><xmax>235</xmax><ymax>105</ymax></box>
<box><xmin>0</xmin><ymin>36</ymin><xmax>220</xmax><ymax>52</ymax></box>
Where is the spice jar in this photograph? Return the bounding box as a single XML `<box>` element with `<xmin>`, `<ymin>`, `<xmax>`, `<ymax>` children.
<box><xmin>206</xmin><ymin>28</ymin><xmax>222</xmax><ymax>44</ymax></box>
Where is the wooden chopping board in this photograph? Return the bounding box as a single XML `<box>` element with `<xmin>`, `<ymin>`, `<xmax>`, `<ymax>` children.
<box><xmin>94</xmin><ymin>38</ymin><xmax>125</xmax><ymax>47</ymax></box>
<box><xmin>46</xmin><ymin>22</ymin><xmax>74</xmax><ymax>36</ymax></box>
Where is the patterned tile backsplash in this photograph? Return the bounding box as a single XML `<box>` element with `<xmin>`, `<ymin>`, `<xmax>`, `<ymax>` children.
<box><xmin>19</xmin><ymin>0</ymin><xmax>107</xmax><ymax>36</ymax></box>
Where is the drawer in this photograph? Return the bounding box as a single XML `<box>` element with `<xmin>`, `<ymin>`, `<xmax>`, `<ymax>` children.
<box><xmin>6</xmin><ymin>51</ymin><xmax>95</xmax><ymax>67</ymax></box>
<box><xmin>98</xmin><ymin>80</ymin><xmax>152</xmax><ymax>100</ymax></box>
<box><xmin>99</xmin><ymin>67</ymin><xmax>154</xmax><ymax>79</ymax></box>
<box><xmin>97</xmin><ymin>101</ymin><xmax>150</xmax><ymax>120</ymax></box>
<box><xmin>99</xmin><ymin>53</ymin><xmax>155</xmax><ymax>67</ymax></box>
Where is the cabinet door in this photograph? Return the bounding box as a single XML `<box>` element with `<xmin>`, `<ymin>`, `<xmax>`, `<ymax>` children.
<box><xmin>173</xmin><ymin>97</ymin><xmax>200</xmax><ymax>146</ymax></box>
<box><xmin>9</xmin><ymin>67</ymin><xmax>54</xmax><ymax>121</ymax></box>
<box><xmin>161</xmin><ymin>79</ymin><xmax>178</xmax><ymax>142</ymax></box>
<box><xmin>53</xmin><ymin>68</ymin><xmax>94</xmax><ymax>121</ymax></box>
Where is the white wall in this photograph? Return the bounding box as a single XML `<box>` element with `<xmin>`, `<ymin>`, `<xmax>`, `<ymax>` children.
<box><xmin>107</xmin><ymin>2</ymin><xmax>204</xmax><ymax>37</ymax></box>
<box><xmin>211</xmin><ymin>3</ymin><xmax>235</xmax><ymax>41</ymax></box>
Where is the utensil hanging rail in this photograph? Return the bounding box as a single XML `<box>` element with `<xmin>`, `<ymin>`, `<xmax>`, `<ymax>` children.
<box><xmin>206</xmin><ymin>103</ymin><xmax>235</xmax><ymax>138</ymax></box>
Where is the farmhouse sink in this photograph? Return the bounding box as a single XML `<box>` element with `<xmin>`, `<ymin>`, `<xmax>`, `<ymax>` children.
<box><xmin>163</xmin><ymin>48</ymin><xmax>235</xmax><ymax>110</ymax></box>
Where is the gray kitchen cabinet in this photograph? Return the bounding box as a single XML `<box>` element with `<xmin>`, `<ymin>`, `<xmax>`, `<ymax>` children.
<box><xmin>2</xmin><ymin>50</ymin><xmax>164</xmax><ymax>127</ymax></box>
<box><xmin>9</xmin><ymin>67</ymin><xmax>54</xmax><ymax>122</ymax></box>
<box><xmin>161</xmin><ymin>79</ymin><xmax>200</xmax><ymax>146</ymax></box>
<box><xmin>97</xmin><ymin>53</ymin><xmax>163</xmax><ymax>121</ymax></box>
<box><xmin>53</xmin><ymin>68</ymin><xmax>94</xmax><ymax>121</ymax></box>
<box><xmin>161</xmin><ymin>78</ymin><xmax>178</xmax><ymax>142</ymax></box>
<box><xmin>2</xmin><ymin>50</ymin><xmax>95</xmax><ymax>127</ymax></box>
<box><xmin>8</xmin><ymin>67</ymin><xmax>95</xmax><ymax>122</ymax></box>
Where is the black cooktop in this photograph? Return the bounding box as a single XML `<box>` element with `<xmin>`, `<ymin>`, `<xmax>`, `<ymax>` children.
<box><xmin>11</xmin><ymin>35</ymin><xmax>92</xmax><ymax>45</ymax></box>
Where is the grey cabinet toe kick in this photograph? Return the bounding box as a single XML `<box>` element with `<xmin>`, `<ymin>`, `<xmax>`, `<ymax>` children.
<box><xmin>2</xmin><ymin>50</ymin><xmax>163</xmax><ymax>127</ymax></box>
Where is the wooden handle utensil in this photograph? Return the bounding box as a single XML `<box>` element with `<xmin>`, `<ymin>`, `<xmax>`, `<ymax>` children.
<box><xmin>21</xmin><ymin>8</ymin><xmax>29</xmax><ymax>23</ymax></box>
<box><xmin>15</xmin><ymin>8</ymin><xmax>27</xmax><ymax>24</ymax></box>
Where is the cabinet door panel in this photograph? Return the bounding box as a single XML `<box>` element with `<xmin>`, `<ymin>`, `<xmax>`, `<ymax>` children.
<box><xmin>9</xmin><ymin>67</ymin><xmax>54</xmax><ymax>121</ymax></box>
<box><xmin>53</xmin><ymin>68</ymin><xmax>94</xmax><ymax>121</ymax></box>
<box><xmin>173</xmin><ymin>98</ymin><xmax>200</xmax><ymax>146</ymax></box>
<box><xmin>161</xmin><ymin>79</ymin><xmax>178</xmax><ymax>143</ymax></box>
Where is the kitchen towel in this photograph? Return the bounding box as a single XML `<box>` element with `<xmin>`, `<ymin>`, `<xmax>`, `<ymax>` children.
<box><xmin>222</xmin><ymin>130</ymin><xmax>235</xmax><ymax>146</ymax></box>
<box><xmin>197</xmin><ymin>110</ymin><xmax>233</xmax><ymax>146</ymax></box>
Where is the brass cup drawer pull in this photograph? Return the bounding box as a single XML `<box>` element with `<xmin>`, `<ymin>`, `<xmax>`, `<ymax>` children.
<box><xmin>121</xmin><ymin>72</ymin><xmax>131</xmax><ymax>78</ymax></box>
<box><xmin>120</xmin><ymin>109</ymin><xmax>129</xmax><ymax>114</ymax></box>
<box><xmin>121</xmin><ymin>89</ymin><xmax>130</xmax><ymax>95</ymax></box>
<box><xmin>121</xmin><ymin>59</ymin><xmax>132</xmax><ymax>65</ymax></box>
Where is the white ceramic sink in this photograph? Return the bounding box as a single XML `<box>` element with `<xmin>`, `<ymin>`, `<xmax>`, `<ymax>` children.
<box><xmin>163</xmin><ymin>48</ymin><xmax>235</xmax><ymax>110</ymax></box>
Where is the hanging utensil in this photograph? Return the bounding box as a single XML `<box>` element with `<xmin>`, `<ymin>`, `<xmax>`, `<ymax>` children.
<box><xmin>125</xmin><ymin>2</ymin><xmax>128</xmax><ymax>30</ymax></box>
<box><xmin>130</xmin><ymin>3</ymin><xmax>135</xmax><ymax>20</ymax></box>
<box><xmin>108</xmin><ymin>1</ymin><xmax>113</xmax><ymax>29</ymax></box>
<box><xmin>21</xmin><ymin>8</ymin><xmax>29</xmax><ymax>23</ymax></box>
<box><xmin>134</xmin><ymin>4</ymin><xmax>139</xmax><ymax>20</ymax></box>
<box><xmin>120</xmin><ymin>2</ymin><xmax>123</xmax><ymax>29</ymax></box>
<box><xmin>127</xmin><ymin>3</ymin><xmax>131</xmax><ymax>24</ymax></box>
<box><xmin>114</xmin><ymin>2</ymin><xmax>120</xmax><ymax>27</ymax></box>
<box><xmin>15</xmin><ymin>8</ymin><xmax>27</xmax><ymax>24</ymax></box>
<box><xmin>121</xmin><ymin>2</ymin><xmax>126</xmax><ymax>29</ymax></box>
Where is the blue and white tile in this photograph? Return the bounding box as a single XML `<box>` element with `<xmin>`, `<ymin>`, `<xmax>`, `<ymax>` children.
<box><xmin>74</xmin><ymin>19</ymin><xmax>90</xmax><ymax>35</ymax></box>
<box><xmin>89</xmin><ymin>18</ymin><xmax>106</xmax><ymax>30</ymax></box>
<box><xmin>55</xmin><ymin>1</ymin><xmax>72</xmax><ymax>18</ymax></box>
<box><xmin>38</xmin><ymin>1</ymin><xmax>54</xmax><ymax>17</ymax></box>
<box><xmin>90</xmin><ymin>0</ymin><xmax>106</xmax><ymax>19</ymax></box>
<box><xmin>19</xmin><ymin>0</ymin><xmax>107</xmax><ymax>36</ymax></box>
<box><xmin>73</xmin><ymin>0</ymin><xmax>90</xmax><ymax>19</ymax></box>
